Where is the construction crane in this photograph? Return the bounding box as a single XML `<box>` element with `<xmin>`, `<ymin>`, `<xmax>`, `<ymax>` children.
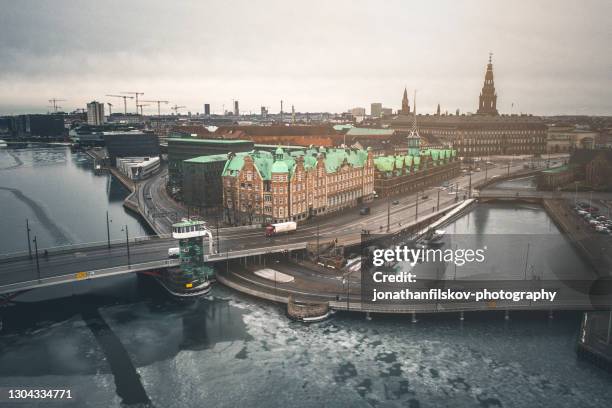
<box><xmin>142</xmin><ymin>99</ymin><xmax>169</xmax><ymax>117</ymax></box>
<box><xmin>106</xmin><ymin>94</ymin><xmax>134</xmax><ymax>114</ymax></box>
<box><xmin>48</xmin><ymin>98</ymin><xmax>66</xmax><ymax>113</ymax></box>
<box><xmin>136</xmin><ymin>104</ymin><xmax>149</xmax><ymax>116</ymax></box>
<box><xmin>107</xmin><ymin>102</ymin><xmax>113</xmax><ymax>115</ymax></box>
<box><xmin>121</xmin><ymin>91</ymin><xmax>144</xmax><ymax>113</ymax></box>
<box><xmin>170</xmin><ymin>105</ymin><xmax>186</xmax><ymax>115</ymax></box>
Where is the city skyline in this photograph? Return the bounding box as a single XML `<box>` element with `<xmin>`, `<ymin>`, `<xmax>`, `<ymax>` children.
<box><xmin>1</xmin><ymin>0</ymin><xmax>611</xmax><ymax>116</ymax></box>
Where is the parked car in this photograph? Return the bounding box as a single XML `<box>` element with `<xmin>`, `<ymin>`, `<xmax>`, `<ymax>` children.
<box><xmin>392</xmin><ymin>200</ymin><xmax>400</xmax><ymax>205</ymax></box>
<box><xmin>359</xmin><ymin>207</ymin><xmax>370</xmax><ymax>215</ymax></box>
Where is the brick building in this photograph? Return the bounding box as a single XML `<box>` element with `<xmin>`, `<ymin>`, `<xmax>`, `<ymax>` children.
<box><xmin>222</xmin><ymin>146</ymin><xmax>374</xmax><ymax>225</ymax></box>
<box><xmin>373</xmin><ymin>149</ymin><xmax>460</xmax><ymax>197</ymax></box>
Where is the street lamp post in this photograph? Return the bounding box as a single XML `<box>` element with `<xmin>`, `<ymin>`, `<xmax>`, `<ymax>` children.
<box><xmin>26</xmin><ymin>219</ymin><xmax>32</xmax><ymax>259</ymax></box>
<box><xmin>316</xmin><ymin>223</ymin><xmax>320</xmax><ymax>261</ymax></box>
<box><xmin>436</xmin><ymin>189</ymin><xmax>440</xmax><ymax>211</ymax></box>
<box><xmin>415</xmin><ymin>191</ymin><xmax>419</xmax><ymax>222</ymax></box>
<box><xmin>106</xmin><ymin>211</ymin><xmax>112</xmax><ymax>249</ymax></box>
<box><xmin>523</xmin><ymin>242</ymin><xmax>531</xmax><ymax>280</ymax></box>
<box><xmin>33</xmin><ymin>235</ymin><xmax>40</xmax><ymax>282</ymax></box>
<box><xmin>574</xmin><ymin>182</ymin><xmax>578</xmax><ymax>206</ymax></box>
<box><xmin>386</xmin><ymin>197</ymin><xmax>391</xmax><ymax>232</ymax></box>
<box><xmin>122</xmin><ymin>225</ymin><xmax>131</xmax><ymax>267</ymax></box>
<box><xmin>468</xmin><ymin>171</ymin><xmax>472</xmax><ymax>198</ymax></box>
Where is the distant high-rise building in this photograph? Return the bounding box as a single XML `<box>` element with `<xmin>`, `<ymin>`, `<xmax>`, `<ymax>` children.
<box><xmin>261</xmin><ymin>106</ymin><xmax>268</xmax><ymax>118</ymax></box>
<box><xmin>371</xmin><ymin>103</ymin><xmax>382</xmax><ymax>118</ymax></box>
<box><xmin>350</xmin><ymin>107</ymin><xmax>366</xmax><ymax>117</ymax></box>
<box><xmin>381</xmin><ymin>107</ymin><xmax>393</xmax><ymax>116</ymax></box>
<box><xmin>400</xmin><ymin>88</ymin><xmax>410</xmax><ymax>115</ymax></box>
<box><xmin>87</xmin><ymin>101</ymin><xmax>105</xmax><ymax>125</ymax></box>
<box><xmin>477</xmin><ymin>53</ymin><xmax>498</xmax><ymax>115</ymax></box>
<box><xmin>436</xmin><ymin>103</ymin><xmax>441</xmax><ymax>116</ymax></box>
<box><xmin>234</xmin><ymin>100</ymin><xmax>239</xmax><ymax>116</ymax></box>
<box><xmin>204</xmin><ymin>104</ymin><xmax>210</xmax><ymax>116</ymax></box>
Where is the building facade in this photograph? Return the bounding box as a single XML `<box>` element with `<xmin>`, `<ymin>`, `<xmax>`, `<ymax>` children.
<box><xmin>389</xmin><ymin>115</ymin><xmax>547</xmax><ymax>158</ymax></box>
<box><xmin>182</xmin><ymin>154</ymin><xmax>229</xmax><ymax>212</ymax></box>
<box><xmin>167</xmin><ymin>136</ymin><xmax>254</xmax><ymax>197</ymax></box>
<box><xmin>14</xmin><ymin>114</ymin><xmax>65</xmax><ymax>139</ymax></box>
<box><xmin>373</xmin><ymin>149</ymin><xmax>460</xmax><ymax>197</ymax></box>
<box><xmin>222</xmin><ymin>146</ymin><xmax>374</xmax><ymax>225</ymax></box>
<box><xmin>103</xmin><ymin>131</ymin><xmax>160</xmax><ymax>165</ymax></box>
<box><xmin>371</xmin><ymin>103</ymin><xmax>383</xmax><ymax>118</ymax></box>
<box><xmin>87</xmin><ymin>101</ymin><xmax>105</xmax><ymax>125</ymax></box>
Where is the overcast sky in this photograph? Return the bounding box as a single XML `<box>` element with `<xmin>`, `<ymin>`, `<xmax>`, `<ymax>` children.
<box><xmin>0</xmin><ymin>0</ymin><xmax>610</xmax><ymax>116</ymax></box>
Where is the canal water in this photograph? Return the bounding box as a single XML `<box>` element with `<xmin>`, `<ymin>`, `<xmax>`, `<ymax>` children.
<box><xmin>0</xmin><ymin>148</ymin><xmax>611</xmax><ymax>407</ymax></box>
<box><xmin>489</xmin><ymin>175</ymin><xmax>536</xmax><ymax>190</ymax></box>
<box><xmin>0</xmin><ymin>146</ymin><xmax>151</xmax><ymax>254</ymax></box>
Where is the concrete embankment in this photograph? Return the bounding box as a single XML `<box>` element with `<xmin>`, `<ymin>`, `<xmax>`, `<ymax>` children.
<box><xmin>542</xmin><ymin>198</ymin><xmax>611</xmax><ymax>276</ymax></box>
<box><xmin>83</xmin><ymin>148</ymin><xmax>163</xmax><ymax>236</ymax></box>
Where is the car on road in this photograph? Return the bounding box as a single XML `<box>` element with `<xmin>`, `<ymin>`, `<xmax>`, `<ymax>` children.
<box><xmin>392</xmin><ymin>200</ymin><xmax>400</xmax><ymax>205</ymax></box>
<box><xmin>359</xmin><ymin>207</ymin><xmax>370</xmax><ymax>215</ymax></box>
<box><xmin>421</xmin><ymin>194</ymin><xmax>429</xmax><ymax>200</ymax></box>
<box><xmin>168</xmin><ymin>247</ymin><xmax>180</xmax><ymax>258</ymax></box>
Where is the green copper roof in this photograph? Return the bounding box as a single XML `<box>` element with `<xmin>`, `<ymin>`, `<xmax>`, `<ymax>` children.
<box><xmin>173</xmin><ymin>219</ymin><xmax>206</xmax><ymax>228</ymax></box>
<box><xmin>374</xmin><ymin>156</ymin><xmax>395</xmax><ymax>172</ymax></box>
<box><xmin>271</xmin><ymin>160</ymin><xmax>289</xmax><ymax>173</ymax></box>
<box><xmin>333</xmin><ymin>124</ymin><xmax>354</xmax><ymax>131</ymax></box>
<box><xmin>222</xmin><ymin>147</ymin><xmax>370</xmax><ymax>179</ymax></box>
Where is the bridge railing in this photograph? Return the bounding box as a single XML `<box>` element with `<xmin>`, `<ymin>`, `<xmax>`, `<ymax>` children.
<box><xmin>0</xmin><ymin>259</ymin><xmax>180</xmax><ymax>295</ymax></box>
<box><xmin>0</xmin><ymin>234</ymin><xmax>173</xmax><ymax>263</ymax></box>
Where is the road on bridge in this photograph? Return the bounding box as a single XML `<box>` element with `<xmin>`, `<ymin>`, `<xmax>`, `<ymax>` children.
<box><xmin>0</xmin><ymin>157</ymin><xmax>545</xmax><ymax>290</ymax></box>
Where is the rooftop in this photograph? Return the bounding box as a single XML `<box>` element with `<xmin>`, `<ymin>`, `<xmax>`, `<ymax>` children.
<box><xmin>346</xmin><ymin>128</ymin><xmax>395</xmax><ymax>136</ymax></box>
<box><xmin>167</xmin><ymin>137</ymin><xmax>252</xmax><ymax>145</ymax></box>
<box><xmin>184</xmin><ymin>154</ymin><xmax>229</xmax><ymax>164</ymax></box>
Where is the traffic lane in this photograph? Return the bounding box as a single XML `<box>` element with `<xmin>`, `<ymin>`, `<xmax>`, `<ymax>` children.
<box><xmin>0</xmin><ymin>240</ymin><xmax>175</xmax><ymax>284</ymax></box>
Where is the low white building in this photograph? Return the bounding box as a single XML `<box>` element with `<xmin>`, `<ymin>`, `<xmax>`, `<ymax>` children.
<box><xmin>116</xmin><ymin>156</ymin><xmax>160</xmax><ymax>180</ymax></box>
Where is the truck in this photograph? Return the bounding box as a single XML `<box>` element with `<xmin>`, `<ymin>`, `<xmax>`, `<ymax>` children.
<box><xmin>168</xmin><ymin>247</ymin><xmax>180</xmax><ymax>258</ymax></box>
<box><xmin>265</xmin><ymin>221</ymin><xmax>297</xmax><ymax>237</ymax></box>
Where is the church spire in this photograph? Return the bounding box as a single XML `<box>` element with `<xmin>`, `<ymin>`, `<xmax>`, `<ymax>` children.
<box><xmin>407</xmin><ymin>90</ymin><xmax>420</xmax><ymax>155</ymax></box>
<box><xmin>401</xmin><ymin>87</ymin><xmax>410</xmax><ymax>115</ymax></box>
<box><xmin>477</xmin><ymin>52</ymin><xmax>498</xmax><ymax>115</ymax></box>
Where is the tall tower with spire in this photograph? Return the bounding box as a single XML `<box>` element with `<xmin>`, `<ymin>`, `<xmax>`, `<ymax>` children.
<box><xmin>477</xmin><ymin>53</ymin><xmax>498</xmax><ymax>115</ymax></box>
<box><xmin>407</xmin><ymin>90</ymin><xmax>420</xmax><ymax>155</ymax></box>
<box><xmin>401</xmin><ymin>87</ymin><xmax>411</xmax><ymax>115</ymax></box>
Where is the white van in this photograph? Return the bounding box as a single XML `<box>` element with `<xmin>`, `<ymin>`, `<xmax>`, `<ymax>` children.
<box><xmin>168</xmin><ymin>247</ymin><xmax>180</xmax><ymax>258</ymax></box>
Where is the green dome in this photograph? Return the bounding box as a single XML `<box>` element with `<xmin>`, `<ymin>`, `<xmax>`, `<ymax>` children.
<box><xmin>271</xmin><ymin>160</ymin><xmax>289</xmax><ymax>173</ymax></box>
